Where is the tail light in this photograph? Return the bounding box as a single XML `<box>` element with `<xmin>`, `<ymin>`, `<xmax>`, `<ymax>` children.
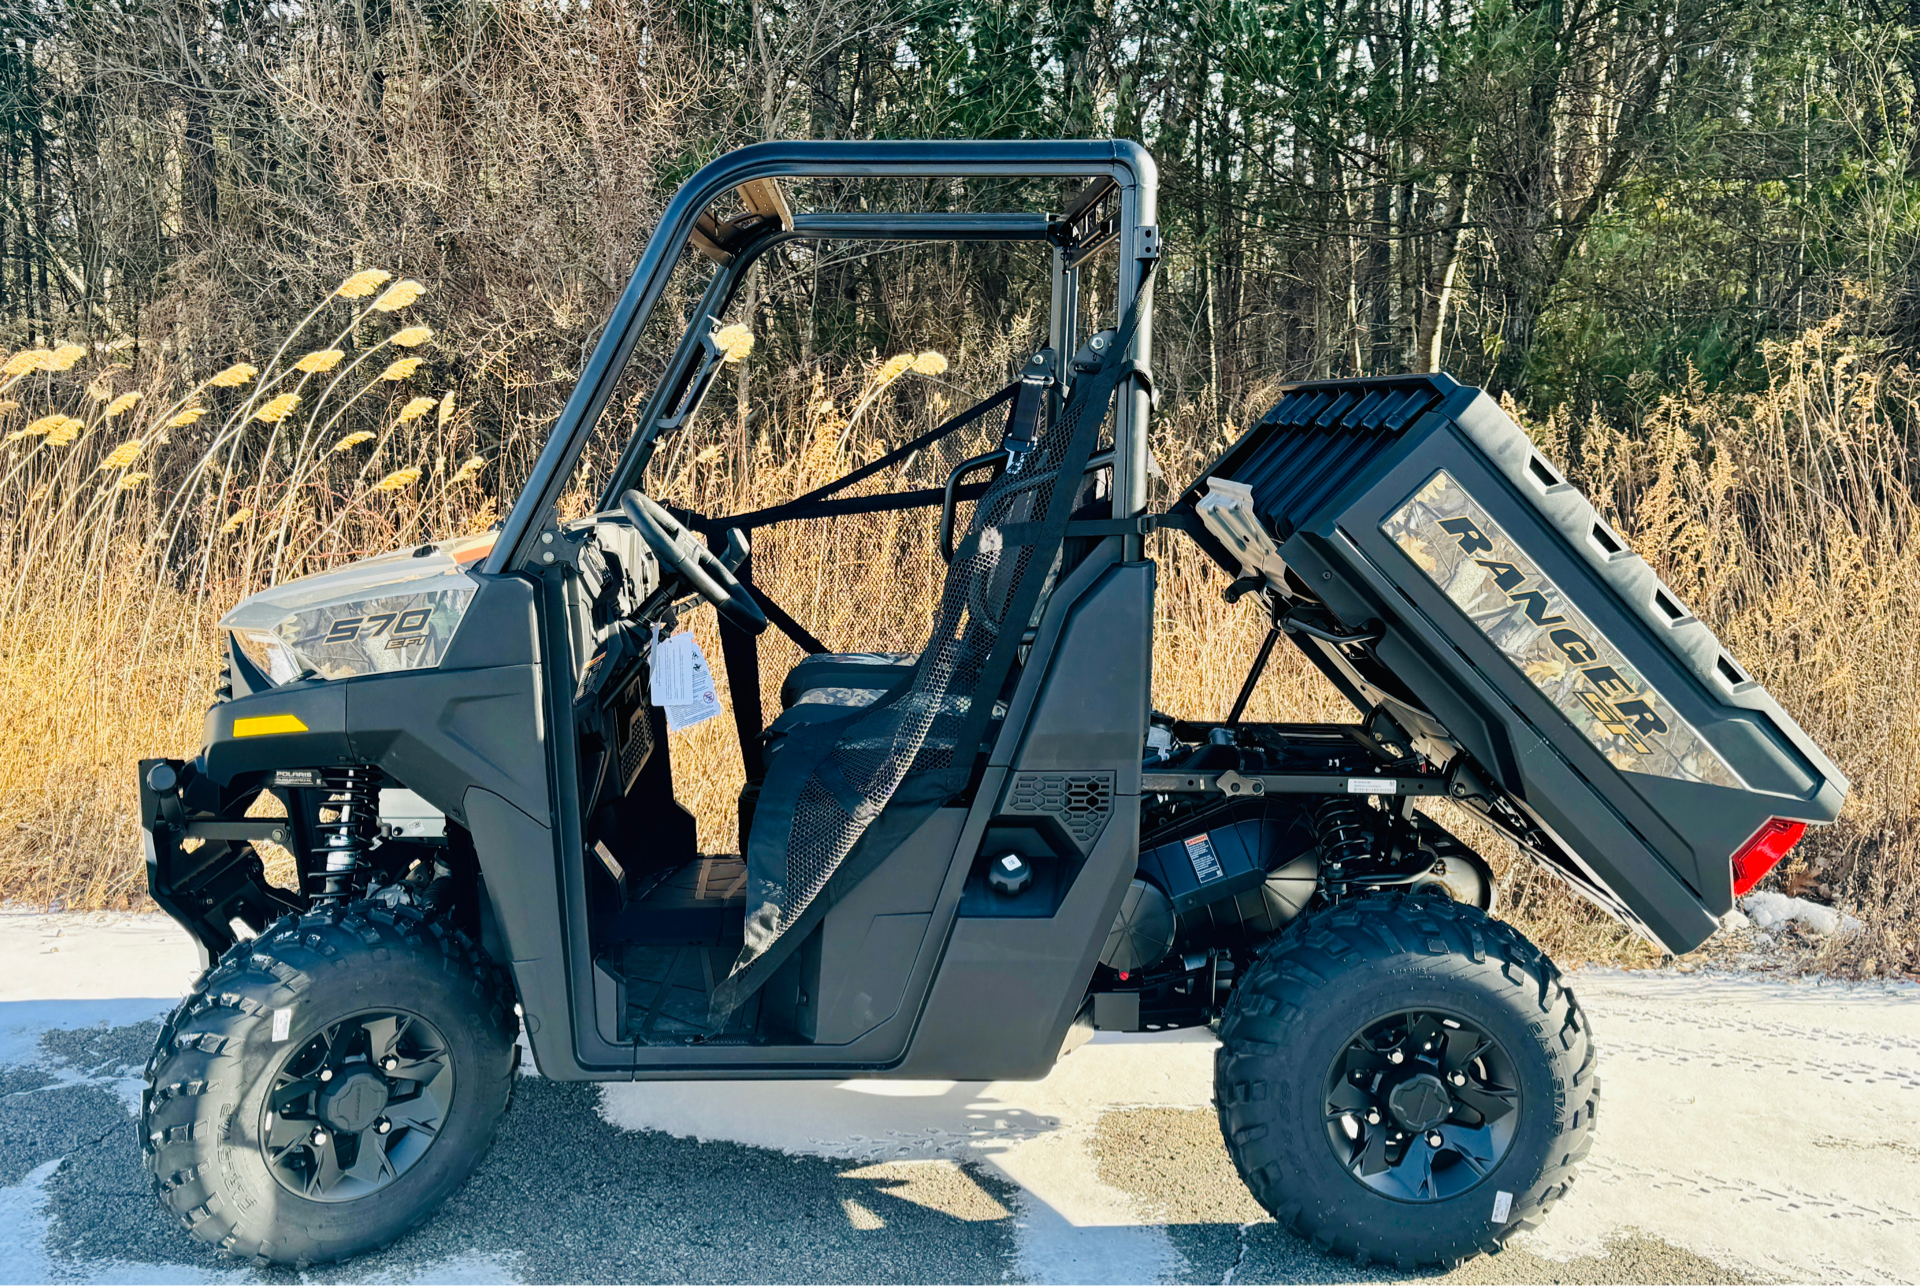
<box><xmin>1730</xmin><ymin>818</ymin><xmax>1807</xmax><ymax>896</ymax></box>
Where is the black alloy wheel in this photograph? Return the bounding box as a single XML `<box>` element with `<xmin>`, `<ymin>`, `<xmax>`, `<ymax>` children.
<box><xmin>262</xmin><ymin>1010</ymin><xmax>454</xmax><ymax>1202</ymax></box>
<box><xmin>1322</xmin><ymin>1008</ymin><xmax>1520</xmax><ymax>1203</ymax></box>
<box><xmin>144</xmin><ymin>901</ymin><xmax>518</xmax><ymax>1266</ymax></box>
<box><xmin>1215</xmin><ymin>893</ymin><xmax>1598</xmax><ymax>1268</ymax></box>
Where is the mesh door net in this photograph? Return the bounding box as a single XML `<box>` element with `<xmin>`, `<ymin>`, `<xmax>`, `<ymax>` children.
<box><xmin>710</xmin><ymin>286</ymin><xmax>1153</xmax><ymax>1023</ymax></box>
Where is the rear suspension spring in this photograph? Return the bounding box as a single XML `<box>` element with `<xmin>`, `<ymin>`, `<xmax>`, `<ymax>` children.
<box><xmin>1313</xmin><ymin>795</ymin><xmax>1375</xmax><ymax>883</ymax></box>
<box><xmin>310</xmin><ymin>768</ymin><xmax>379</xmax><ymax>903</ymax></box>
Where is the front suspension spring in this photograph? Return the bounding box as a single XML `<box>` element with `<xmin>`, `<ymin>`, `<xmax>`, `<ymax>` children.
<box><xmin>310</xmin><ymin>767</ymin><xmax>379</xmax><ymax>903</ymax></box>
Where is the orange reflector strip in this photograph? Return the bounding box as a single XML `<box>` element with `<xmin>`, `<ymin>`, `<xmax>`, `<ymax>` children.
<box><xmin>233</xmin><ymin>714</ymin><xmax>310</xmax><ymax>737</ymax></box>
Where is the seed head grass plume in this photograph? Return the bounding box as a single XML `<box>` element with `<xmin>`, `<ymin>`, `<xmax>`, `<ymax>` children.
<box><xmin>336</xmin><ymin>268</ymin><xmax>392</xmax><ymax>299</ymax></box>
<box><xmin>179</xmin><ymin>270</ymin><xmax>424</xmax><ymax>536</ymax></box>
<box><xmin>253</xmin><ymin>394</ymin><xmax>300</xmax><ymax>424</ymax></box>
<box><xmin>838</xmin><ymin>349</ymin><xmax>949</xmax><ymax>454</ymax></box>
<box><xmin>714</xmin><ymin>324</ymin><xmax>755</xmax><ymax>364</ymax></box>
<box><xmin>201</xmin><ymin>273</ymin><xmax>429</xmax><ymax>583</ymax></box>
<box><xmin>372</xmin><ymin>280</ymin><xmax>426</xmax><ymax>312</ymax></box>
<box><xmin>296</xmin><ymin>350</ymin><xmax>344</xmax><ymax>373</ymax></box>
<box><xmin>205</xmin><ymin>270</ymin><xmax>436</xmax><ymax>585</ymax></box>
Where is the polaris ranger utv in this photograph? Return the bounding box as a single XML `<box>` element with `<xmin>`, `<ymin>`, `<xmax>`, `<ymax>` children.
<box><xmin>137</xmin><ymin>140</ymin><xmax>1845</xmax><ymax>1269</ymax></box>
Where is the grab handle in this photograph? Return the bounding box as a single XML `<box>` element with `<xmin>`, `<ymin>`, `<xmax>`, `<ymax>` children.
<box><xmin>939</xmin><ymin>449</ymin><xmax>1009</xmax><ymax>564</ymax></box>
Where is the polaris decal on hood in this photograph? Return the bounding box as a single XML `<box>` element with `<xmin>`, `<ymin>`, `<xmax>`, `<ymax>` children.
<box><xmin>1383</xmin><ymin>470</ymin><xmax>1741</xmax><ymax>789</ymax></box>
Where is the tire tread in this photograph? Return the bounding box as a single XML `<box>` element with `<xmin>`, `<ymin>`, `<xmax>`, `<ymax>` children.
<box><xmin>1215</xmin><ymin>893</ymin><xmax>1599</xmax><ymax>1268</ymax></box>
<box><xmin>141</xmin><ymin>901</ymin><xmax>515</xmax><ymax>1266</ymax></box>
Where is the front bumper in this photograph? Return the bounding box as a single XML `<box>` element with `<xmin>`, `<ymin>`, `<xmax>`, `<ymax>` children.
<box><xmin>140</xmin><ymin>756</ymin><xmax>302</xmax><ymax>969</ymax></box>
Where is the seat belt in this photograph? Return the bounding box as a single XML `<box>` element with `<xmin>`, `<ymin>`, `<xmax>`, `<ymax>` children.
<box><xmin>709</xmin><ymin>543</ymin><xmax>768</xmax><ymax>782</ymax></box>
<box><xmin>1001</xmin><ymin>349</ymin><xmax>1056</xmax><ymax>474</ymax></box>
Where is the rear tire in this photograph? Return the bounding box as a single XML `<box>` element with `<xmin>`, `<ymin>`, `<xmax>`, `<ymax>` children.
<box><xmin>1215</xmin><ymin>893</ymin><xmax>1596</xmax><ymax>1269</ymax></box>
<box><xmin>142</xmin><ymin>902</ymin><xmax>517</xmax><ymax>1266</ymax></box>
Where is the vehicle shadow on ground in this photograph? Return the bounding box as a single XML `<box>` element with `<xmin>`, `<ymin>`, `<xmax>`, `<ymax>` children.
<box><xmin>4</xmin><ymin>1017</ymin><xmax>1390</xmax><ymax>1285</ymax></box>
<box><xmin>16</xmin><ymin>1017</ymin><xmax>1029</xmax><ymax>1283</ymax></box>
<box><xmin>8</xmin><ymin>1017</ymin><xmax>1737</xmax><ymax>1285</ymax></box>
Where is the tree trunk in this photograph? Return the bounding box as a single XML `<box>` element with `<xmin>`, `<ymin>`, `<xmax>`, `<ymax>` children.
<box><xmin>1417</xmin><ymin>173</ymin><xmax>1472</xmax><ymax>373</ymax></box>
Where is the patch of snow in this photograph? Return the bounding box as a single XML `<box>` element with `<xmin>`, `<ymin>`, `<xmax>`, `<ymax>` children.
<box><xmin>1008</xmin><ymin>1190</ymin><xmax>1185</xmax><ymax>1286</ymax></box>
<box><xmin>0</xmin><ymin>1159</ymin><xmax>63</xmax><ymax>1285</ymax></box>
<box><xmin>1742</xmin><ymin>890</ymin><xmax>1864</xmax><ymax>937</ymax></box>
<box><xmin>0</xmin><ymin>1158</ymin><xmax>247</xmax><ymax>1286</ymax></box>
<box><xmin>0</xmin><ymin>998</ymin><xmax>175</xmax><ymax>1067</ymax></box>
<box><xmin>1720</xmin><ymin>907</ymin><xmax>1750</xmax><ymax>931</ymax></box>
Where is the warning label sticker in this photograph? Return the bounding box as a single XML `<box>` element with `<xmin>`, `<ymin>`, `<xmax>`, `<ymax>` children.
<box><xmin>1184</xmin><ymin>833</ymin><xmax>1224</xmax><ymax>884</ymax></box>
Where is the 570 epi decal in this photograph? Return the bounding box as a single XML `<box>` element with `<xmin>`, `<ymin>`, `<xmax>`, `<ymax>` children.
<box><xmin>1383</xmin><ymin>471</ymin><xmax>1741</xmax><ymax>788</ymax></box>
<box><xmin>323</xmin><ymin>607</ymin><xmax>432</xmax><ymax>649</ymax></box>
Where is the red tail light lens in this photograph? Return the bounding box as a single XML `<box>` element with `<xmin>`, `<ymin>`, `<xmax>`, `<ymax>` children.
<box><xmin>1730</xmin><ymin>818</ymin><xmax>1807</xmax><ymax>896</ymax></box>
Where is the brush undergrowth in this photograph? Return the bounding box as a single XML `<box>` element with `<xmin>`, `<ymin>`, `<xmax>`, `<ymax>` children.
<box><xmin>0</xmin><ymin>278</ymin><xmax>1910</xmax><ymax>977</ymax></box>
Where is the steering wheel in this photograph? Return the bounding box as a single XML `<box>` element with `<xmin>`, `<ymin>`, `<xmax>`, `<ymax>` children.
<box><xmin>619</xmin><ymin>491</ymin><xmax>769</xmax><ymax>636</ymax></box>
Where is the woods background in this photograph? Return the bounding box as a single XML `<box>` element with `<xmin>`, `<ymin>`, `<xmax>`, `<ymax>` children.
<box><xmin>2</xmin><ymin>0</ymin><xmax>1918</xmax><ymax>975</ymax></box>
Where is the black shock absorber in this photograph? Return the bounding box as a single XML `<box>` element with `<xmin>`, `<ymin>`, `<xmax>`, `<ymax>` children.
<box><xmin>1313</xmin><ymin>794</ymin><xmax>1375</xmax><ymax>892</ymax></box>
<box><xmin>311</xmin><ymin>767</ymin><xmax>379</xmax><ymax>903</ymax></box>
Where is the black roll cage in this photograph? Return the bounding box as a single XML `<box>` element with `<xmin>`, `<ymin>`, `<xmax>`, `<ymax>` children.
<box><xmin>481</xmin><ymin>139</ymin><xmax>1160</xmax><ymax>578</ymax></box>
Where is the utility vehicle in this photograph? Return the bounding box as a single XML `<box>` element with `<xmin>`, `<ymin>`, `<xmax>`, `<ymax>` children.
<box><xmin>137</xmin><ymin>140</ymin><xmax>1845</xmax><ymax>1269</ymax></box>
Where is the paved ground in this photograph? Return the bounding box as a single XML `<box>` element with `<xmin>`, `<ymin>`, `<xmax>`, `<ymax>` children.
<box><xmin>2</xmin><ymin>911</ymin><xmax>1916</xmax><ymax>1285</ymax></box>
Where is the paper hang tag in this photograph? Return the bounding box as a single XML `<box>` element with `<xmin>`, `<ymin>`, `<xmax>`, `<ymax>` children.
<box><xmin>664</xmin><ymin>689</ymin><xmax>722</xmax><ymax>733</ymax></box>
<box><xmin>650</xmin><ymin>630</ymin><xmax>721</xmax><ymax>732</ymax></box>
<box><xmin>649</xmin><ymin>630</ymin><xmax>711</xmax><ymax>705</ymax></box>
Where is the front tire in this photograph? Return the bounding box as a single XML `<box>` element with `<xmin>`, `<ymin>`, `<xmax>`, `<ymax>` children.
<box><xmin>1215</xmin><ymin>894</ymin><xmax>1596</xmax><ymax>1269</ymax></box>
<box><xmin>142</xmin><ymin>902</ymin><xmax>517</xmax><ymax>1266</ymax></box>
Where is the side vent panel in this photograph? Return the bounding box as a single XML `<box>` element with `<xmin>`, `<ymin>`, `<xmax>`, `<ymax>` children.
<box><xmin>1004</xmin><ymin>771</ymin><xmax>1115</xmax><ymax>849</ymax></box>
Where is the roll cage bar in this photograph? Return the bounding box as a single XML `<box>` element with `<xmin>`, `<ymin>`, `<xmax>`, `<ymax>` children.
<box><xmin>482</xmin><ymin>139</ymin><xmax>1160</xmax><ymax>577</ymax></box>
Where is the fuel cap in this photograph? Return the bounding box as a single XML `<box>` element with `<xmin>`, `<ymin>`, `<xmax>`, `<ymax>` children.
<box><xmin>987</xmin><ymin>852</ymin><xmax>1032</xmax><ymax>896</ymax></box>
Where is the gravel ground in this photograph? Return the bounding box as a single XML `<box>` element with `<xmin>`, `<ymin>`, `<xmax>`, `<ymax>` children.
<box><xmin>3</xmin><ymin>911</ymin><xmax>1916</xmax><ymax>1285</ymax></box>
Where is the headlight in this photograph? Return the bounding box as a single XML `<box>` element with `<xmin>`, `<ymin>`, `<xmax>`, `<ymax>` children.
<box><xmin>220</xmin><ymin>536</ymin><xmax>485</xmax><ymax>684</ymax></box>
<box><xmin>230</xmin><ymin>627</ymin><xmax>300</xmax><ymax>684</ymax></box>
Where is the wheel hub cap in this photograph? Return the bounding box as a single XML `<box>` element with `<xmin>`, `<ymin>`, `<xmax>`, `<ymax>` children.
<box><xmin>318</xmin><ymin>1070</ymin><xmax>390</xmax><ymax>1134</ymax></box>
<box><xmin>1387</xmin><ymin>1072</ymin><xmax>1452</xmax><ymax>1132</ymax></box>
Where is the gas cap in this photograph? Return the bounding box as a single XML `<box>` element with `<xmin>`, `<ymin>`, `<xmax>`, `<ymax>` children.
<box><xmin>988</xmin><ymin>853</ymin><xmax>1032</xmax><ymax>896</ymax></box>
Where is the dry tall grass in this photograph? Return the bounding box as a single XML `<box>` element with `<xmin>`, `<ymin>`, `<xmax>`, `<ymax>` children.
<box><xmin>2</xmin><ymin>283</ymin><xmax>1912</xmax><ymax>976</ymax></box>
